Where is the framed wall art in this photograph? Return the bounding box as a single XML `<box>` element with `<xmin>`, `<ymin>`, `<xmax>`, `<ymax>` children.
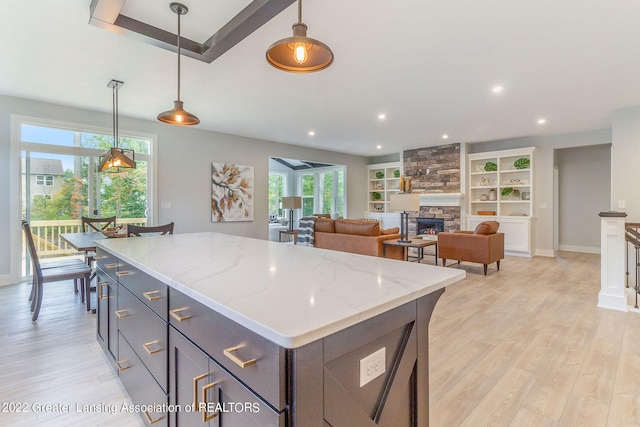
<box><xmin>211</xmin><ymin>162</ymin><xmax>254</xmax><ymax>222</ymax></box>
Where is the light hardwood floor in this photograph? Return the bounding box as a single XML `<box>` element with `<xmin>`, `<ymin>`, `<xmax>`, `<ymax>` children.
<box><xmin>0</xmin><ymin>280</ymin><xmax>143</xmax><ymax>426</ymax></box>
<box><xmin>430</xmin><ymin>251</ymin><xmax>640</xmax><ymax>426</ymax></box>
<box><xmin>1</xmin><ymin>252</ymin><xmax>639</xmax><ymax>426</ymax></box>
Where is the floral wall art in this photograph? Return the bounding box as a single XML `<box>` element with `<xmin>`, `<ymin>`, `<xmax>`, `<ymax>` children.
<box><xmin>211</xmin><ymin>162</ymin><xmax>254</xmax><ymax>222</ymax></box>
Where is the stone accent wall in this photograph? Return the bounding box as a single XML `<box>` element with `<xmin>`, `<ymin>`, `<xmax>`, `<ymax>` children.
<box><xmin>408</xmin><ymin>207</ymin><xmax>461</xmax><ymax>235</ymax></box>
<box><xmin>402</xmin><ymin>143</ymin><xmax>460</xmax><ymax>193</ymax></box>
<box><xmin>403</xmin><ymin>143</ymin><xmax>462</xmax><ymax>232</ymax></box>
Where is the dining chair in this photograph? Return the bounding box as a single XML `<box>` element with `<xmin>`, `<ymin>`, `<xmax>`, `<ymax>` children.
<box><xmin>22</xmin><ymin>221</ymin><xmax>92</xmax><ymax>321</ymax></box>
<box><xmin>80</xmin><ymin>216</ymin><xmax>116</xmax><ymax>293</ymax></box>
<box><xmin>128</xmin><ymin>222</ymin><xmax>174</xmax><ymax>236</ymax></box>
<box><xmin>81</xmin><ymin>215</ymin><xmax>116</xmax><ymax>232</ymax></box>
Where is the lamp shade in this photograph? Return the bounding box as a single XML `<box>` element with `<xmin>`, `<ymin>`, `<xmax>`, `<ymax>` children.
<box><xmin>157</xmin><ymin>100</ymin><xmax>200</xmax><ymax>125</ymax></box>
<box><xmin>282</xmin><ymin>196</ymin><xmax>302</xmax><ymax>209</ymax></box>
<box><xmin>389</xmin><ymin>193</ymin><xmax>420</xmax><ymax>212</ymax></box>
<box><xmin>266</xmin><ymin>0</ymin><xmax>333</xmax><ymax>73</ymax></box>
<box><xmin>266</xmin><ymin>23</ymin><xmax>334</xmax><ymax>73</ymax></box>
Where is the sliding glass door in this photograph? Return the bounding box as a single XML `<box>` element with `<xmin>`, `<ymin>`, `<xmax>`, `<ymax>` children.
<box><xmin>19</xmin><ymin>121</ymin><xmax>153</xmax><ymax>274</ymax></box>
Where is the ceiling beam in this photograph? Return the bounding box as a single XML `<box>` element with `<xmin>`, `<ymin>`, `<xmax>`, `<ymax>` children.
<box><xmin>89</xmin><ymin>0</ymin><xmax>295</xmax><ymax>63</ymax></box>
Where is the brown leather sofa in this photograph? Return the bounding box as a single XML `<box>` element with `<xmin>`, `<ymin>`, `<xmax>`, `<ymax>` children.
<box><xmin>437</xmin><ymin>221</ymin><xmax>504</xmax><ymax>275</ymax></box>
<box><xmin>314</xmin><ymin>218</ymin><xmax>403</xmax><ymax>259</ymax></box>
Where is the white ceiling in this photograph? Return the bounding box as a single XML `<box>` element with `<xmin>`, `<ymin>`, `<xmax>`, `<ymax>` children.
<box><xmin>2</xmin><ymin>0</ymin><xmax>639</xmax><ymax>156</ymax></box>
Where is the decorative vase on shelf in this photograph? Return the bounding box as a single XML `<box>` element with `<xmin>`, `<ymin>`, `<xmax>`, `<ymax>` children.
<box><xmin>488</xmin><ymin>189</ymin><xmax>497</xmax><ymax>201</ymax></box>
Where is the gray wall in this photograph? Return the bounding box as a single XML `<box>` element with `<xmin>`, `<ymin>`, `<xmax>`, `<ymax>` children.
<box><xmin>612</xmin><ymin>105</ymin><xmax>640</xmax><ymax>221</ymax></box>
<box><xmin>468</xmin><ymin>128</ymin><xmax>612</xmax><ymax>255</ymax></box>
<box><xmin>556</xmin><ymin>144</ymin><xmax>611</xmax><ymax>253</ymax></box>
<box><xmin>0</xmin><ymin>95</ymin><xmax>369</xmax><ymax>285</ymax></box>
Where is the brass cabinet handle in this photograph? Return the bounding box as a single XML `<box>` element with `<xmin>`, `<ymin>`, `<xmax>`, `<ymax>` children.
<box><xmin>115</xmin><ymin>359</ymin><xmax>130</xmax><ymax>371</ymax></box>
<box><xmin>201</xmin><ymin>382</ymin><xmax>218</xmax><ymax>422</ymax></box>
<box><xmin>143</xmin><ymin>410</ymin><xmax>163</xmax><ymax>425</ymax></box>
<box><xmin>115</xmin><ymin>309</ymin><xmax>129</xmax><ymax>318</ymax></box>
<box><xmin>143</xmin><ymin>290</ymin><xmax>163</xmax><ymax>301</ymax></box>
<box><xmin>104</xmin><ymin>263</ymin><xmax>117</xmax><ymax>269</ymax></box>
<box><xmin>193</xmin><ymin>373</ymin><xmax>207</xmax><ymax>411</ymax></box>
<box><xmin>94</xmin><ymin>255</ymin><xmax>108</xmax><ymax>260</ymax></box>
<box><xmin>169</xmin><ymin>307</ymin><xmax>191</xmax><ymax>322</ymax></box>
<box><xmin>115</xmin><ymin>270</ymin><xmax>131</xmax><ymax>277</ymax></box>
<box><xmin>143</xmin><ymin>340</ymin><xmax>162</xmax><ymax>355</ymax></box>
<box><xmin>98</xmin><ymin>282</ymin><xmax>109</xmax><ymax>300</ymax></box>
<box><xmin>223</xmin><ymin>345</ymin><xmax>257</xmax><ymax>368</ymax></box>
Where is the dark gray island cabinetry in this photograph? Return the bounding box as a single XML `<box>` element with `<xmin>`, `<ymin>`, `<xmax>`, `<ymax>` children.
<box><xmin>95</xmin><ymin>232</ymin><xmax>465</xmax><ymax>426</ymax></box>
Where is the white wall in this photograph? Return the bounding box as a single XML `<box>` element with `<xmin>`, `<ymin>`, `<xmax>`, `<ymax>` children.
<box><xmin>0</xmin><ymin>95</ymin><xmax>369</xmax><ymax>284</ymax></box>
<box><xmin>468</xmin><ymin>128</ymin><xmax>612</xmax><ymax>256</ymax></box>
<box><xmin>612</xmin><ymin>105</ymin><xmax>640</xmax><ymax>222</ymax></box>
<box><xmin>555</xmin><ymin>144</ymin><xmax>611</xmax><ymax>253</ymax></box>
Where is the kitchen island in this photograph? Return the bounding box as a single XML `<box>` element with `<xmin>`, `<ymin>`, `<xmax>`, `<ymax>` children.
<box><xmin>95</xmin><ymin>232</ymin><xmax>465</xmax><ymax>426</ymax></box>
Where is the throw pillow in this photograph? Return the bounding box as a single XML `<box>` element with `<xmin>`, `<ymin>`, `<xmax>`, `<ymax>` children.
<box><xmin>474</xmin><ymin>221</ymin><xmax>500</xmax><ymax>235</ymax></box>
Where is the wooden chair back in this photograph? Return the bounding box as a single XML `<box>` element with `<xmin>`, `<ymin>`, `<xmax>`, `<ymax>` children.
<box><xmin>81</xmin><ymin>216</ymin><xmax>116</xmax><ymax>232</ymax></box>
<box><xmin>128</xmin><ymin>222</ymin><xmax>174</xmax><ymax>236</ymax></box>
<box><xmin>22</xmin><ymin>220</ymin><xmax>43</xmax><ymax>282</ymax></box>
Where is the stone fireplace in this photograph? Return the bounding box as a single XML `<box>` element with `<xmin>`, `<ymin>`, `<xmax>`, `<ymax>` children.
<box><xmin>403</xmin><ymin>143</ymin><xmax>462</xmax><ymax>234</ymax></box>
<box><xmin>416</xmin><ymin>218</ymin><xmax>445</xmax><ymax>235</ymax></box>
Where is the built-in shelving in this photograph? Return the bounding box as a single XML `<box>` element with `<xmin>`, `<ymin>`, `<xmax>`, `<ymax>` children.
<box><xmin>367</xmin><ymin>162</ymin><xmax>401</xmax><ymax>213</ymax></box>
<box><xmin>467</xmin><ymin>147</ymin><xmax>535</xmax><ymax>256</ymax></box>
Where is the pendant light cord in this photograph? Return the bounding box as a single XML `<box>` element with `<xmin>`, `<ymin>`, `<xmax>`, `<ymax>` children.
<box><xmin>112</xmin><ymin>84</ymin><xmax>118</xmax><ymax>149</ymax></box>
<box><xmin>177</xmin><ymin>10</ymin><xmax>181</xmax><ymax>102</ymax></box>
<box><xmin>297</xmin><ymin>0</ymin><xmax>302</xmax><ymax>24</ymax></box>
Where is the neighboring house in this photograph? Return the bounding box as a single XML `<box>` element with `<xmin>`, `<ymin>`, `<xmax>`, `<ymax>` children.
<box><xmin>20</xmin><ymin>157</ymin><xmax>64</xmax><ymax>202</ymax></box>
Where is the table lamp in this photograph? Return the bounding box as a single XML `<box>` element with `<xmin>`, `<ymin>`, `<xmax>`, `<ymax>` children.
<box><xmin>389</xmin><ymin>193</ymin><xmax>421</xmax><ymax>242</ymax></box>
<box><xmin>282</xmin><ymin>196</ymin><xmax>302</xmax><ymax>231</ymax></box>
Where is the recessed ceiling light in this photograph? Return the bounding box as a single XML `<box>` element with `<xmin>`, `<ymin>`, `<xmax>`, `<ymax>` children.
<box><xmin>492</xmin><ymin>85</ymin><xmax>504</xmax><ymax>94</ymax></box>
<box><xmin>377</xmin><ymin>113</ymin><xmax>386</xmax><ymax>120</ymax></box>
<box><xmin>442</xmin><ymin>134</ymin><xmax>449</xmax><ymax>139</ymax></box>
<box><xmin>376</xmin><ymin>145</ymin><xmax>382</xmax><ymax>150</ymax></box>
<box><xmin>308</xmin><ymin>130</ymin><xmax>315</xmax><ymax>136</ymax></box>
<box><xmin>537</xmin><ymin>118</ymin><xmax>546</xmax><ymax>125</ymax></box>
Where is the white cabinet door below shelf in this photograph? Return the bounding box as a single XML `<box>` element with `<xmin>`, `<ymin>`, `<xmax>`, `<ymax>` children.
<box><xmin>498</xmin><ymin>217</ymin><xmax>531</xmax><ymax>254</ymax></box>
<box><xmin>468</xmin><ymin>216</ymin><xmax>531</xmax><ymax>255</ymax></box>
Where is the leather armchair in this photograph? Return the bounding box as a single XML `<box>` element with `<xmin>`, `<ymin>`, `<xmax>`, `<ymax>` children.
<box><xmin>438</xmin><ymin>221</ymin><xmax>504</xmax><ymax>275</ymax></box>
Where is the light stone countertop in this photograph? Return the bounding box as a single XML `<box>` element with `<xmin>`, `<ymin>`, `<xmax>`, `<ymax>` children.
<box><xmin>96</xmin><ymin>232</ymin><xmax>465</xmax><ymax>348</ymax></box>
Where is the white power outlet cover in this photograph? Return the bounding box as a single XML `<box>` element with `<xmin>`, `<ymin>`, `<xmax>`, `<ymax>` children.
<box><xmin>359</xmin><ymin>347</ymin><xmax>386</xmax><ymax>387</ymax></box>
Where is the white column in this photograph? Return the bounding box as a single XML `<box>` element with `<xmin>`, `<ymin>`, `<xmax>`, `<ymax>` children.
<box><xmin>598</xmin><ymin>212</ymin><xmax>628</xmax><ymax>312</ymax></box>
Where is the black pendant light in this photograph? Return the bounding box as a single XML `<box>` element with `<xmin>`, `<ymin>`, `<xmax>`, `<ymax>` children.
<box><xmin>157</xmin><ymin>2</ymin><xmax>200</xmax><ymax>125</ymax></box>
<box><xmin>99</xmin><ymin>80</ymin><xmax>136</xmax><ymax>173</ymax></box>
<box><xmin>266</xmin><ymin>0</ymin><xmax>333</xmax><ymax>73</ymax></box>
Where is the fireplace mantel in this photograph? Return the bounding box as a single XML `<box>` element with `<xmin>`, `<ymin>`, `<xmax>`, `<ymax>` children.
<box><xmin>417</xmin><ymin>193</ymin><xmax>464</xmax><ymax>207</ymax></box>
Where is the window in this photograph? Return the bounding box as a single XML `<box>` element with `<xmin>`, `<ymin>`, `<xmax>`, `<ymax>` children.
<box><xmin>301</xmin><ymin>174</ymin><xmax>315</xmax><ymax>217</ymax></box>
<box><xmin>35</xmin><ymin>175</ymin><xmax>54</xmax><ymax>186</ymax></box>
<box><xmin>15</xmin><ymin>116</ymin><xmax>156</xmax><ymax>278</ymax></box>
<box><xmin>268</xmin><ymin>172</ymin><xmax>286</xmax><ymax>217</ymax></box>
<box><xmin>21</xmin><ymin>123</ymin><xmax>152</xmax><ymax>222</ymax></box>
<box><xmin>299</xmin><ymin>167</ymin><xmax>345</xmax><ymax>218</ymax></box>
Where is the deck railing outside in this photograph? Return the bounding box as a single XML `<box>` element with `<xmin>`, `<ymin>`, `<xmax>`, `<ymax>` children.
<box><xmin>28</xmin><ymin>218</ymin><xmax>147</xmax><ymax>258</ymax></box>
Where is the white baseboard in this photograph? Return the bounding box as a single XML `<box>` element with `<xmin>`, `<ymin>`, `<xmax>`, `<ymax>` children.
<box><xmin>558</xmin><ymin>244</ymin><xmax>600</xmax><ymax>254</ymax></box>
<box><xmin>505</xmin><ymin>251</ymin><xmax>532</xmax><ymax>258</ymax></box>
<box><xmin>535</xmin><ymin>249</ymin><xmax>556</xmax><ymax>257</ymax></box>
